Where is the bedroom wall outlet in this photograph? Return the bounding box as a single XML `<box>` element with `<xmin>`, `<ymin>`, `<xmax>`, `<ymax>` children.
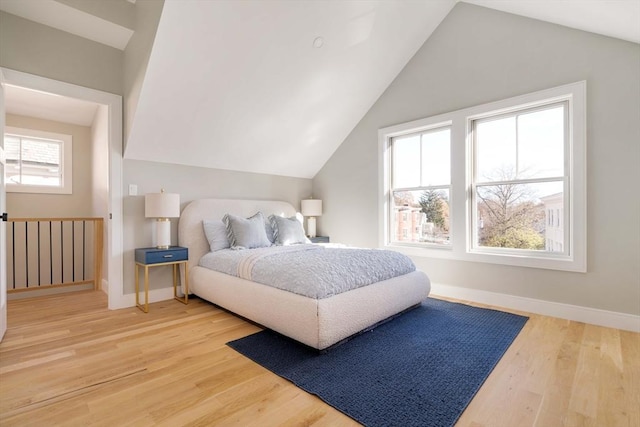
<box><xmin>129</xmin><ymin>184</ymin><xmax>138</xmax><ymax>196</ymax></box>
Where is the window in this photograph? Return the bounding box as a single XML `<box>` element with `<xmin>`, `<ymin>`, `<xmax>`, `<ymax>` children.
<box><xmin>380</xmin><ymin>81</ymin><xmax>586</xmax><ymax>272</ymax></box>
<box><xmin>4</xmin><ymin>127</ymin><xmax>72</xmax><ymax>194</ymax></box>
<box><xmin>471</xmin><ymin>103</ymin><xmax>566</xmax><ymax>255</ymax></box>
<box><xmin>390</xmin><ymin>126</ymin><xmax>451</xmax><ymax>246</ymax></box>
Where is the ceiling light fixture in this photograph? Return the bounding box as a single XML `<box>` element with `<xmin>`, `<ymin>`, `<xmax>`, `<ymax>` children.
<box><xmin>313</xmin><ymin>37</ymin><xmax>324</xmax><ymax>48</ymax></box>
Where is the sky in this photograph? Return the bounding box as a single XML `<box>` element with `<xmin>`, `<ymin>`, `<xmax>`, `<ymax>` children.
<box><xmin>393</xmin><ymin>103</ymin><xmax>565</xmax><ymax>204</ymax></box>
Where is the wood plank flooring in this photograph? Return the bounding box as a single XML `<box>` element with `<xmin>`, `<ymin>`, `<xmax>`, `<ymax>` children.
<box><xmin>0</xmin><ymin>291</ymin><xmax>638</xmax><ymax>426</ymax></box>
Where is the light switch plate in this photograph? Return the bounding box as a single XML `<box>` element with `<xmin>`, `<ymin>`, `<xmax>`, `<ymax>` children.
<box><xmin>129</xmin><ymin>184</ymin><xmax>138</xmax><ymax>196</ymax></box>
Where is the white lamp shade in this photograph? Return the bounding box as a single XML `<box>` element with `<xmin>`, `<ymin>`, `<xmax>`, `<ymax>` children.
<box><xmin>145</xmin><ymin>192</ymin><xmax>180</xmax><ymax>218</ymax></box>
<box><xmin>301</xmin><ymin>199</ymin><xmax>322</xmax><ymax>217</ymax></box>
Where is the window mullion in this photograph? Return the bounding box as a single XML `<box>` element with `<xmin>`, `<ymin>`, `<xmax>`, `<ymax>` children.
<box><xmin>475</xmin><ymin>176</ymin><xmax>565</xmax><ymax>187</ymax></box>
<box><xmin>515</xmin><ymin>113</ymin><xmax>519</xmax><ymax>178</ymax></box>
<box><xmin>419</xmin><ymin>133</ymin><xmax>423</xmax><ymax>187</ymax></box>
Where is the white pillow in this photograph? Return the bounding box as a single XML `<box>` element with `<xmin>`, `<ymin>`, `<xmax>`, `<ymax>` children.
<box><xmin>269</xmin><ymin>215</ymin><xmax>310</xmax><ymax>245</ymax></box>
<box><xmin>223</xmin><ymin>212</ymin><xmax>272</xmax><ymax>249</ymax></box>
<box><xmin>202</xmin><ymin>220</ymin><xmax>230</xmax><ymax>252</ymax></box>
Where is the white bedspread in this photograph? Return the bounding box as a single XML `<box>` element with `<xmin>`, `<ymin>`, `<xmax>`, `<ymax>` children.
<box><xmin>198</xmin><ymin>244</ymin><xmax>416</xmax><ymax>299</ymax></box>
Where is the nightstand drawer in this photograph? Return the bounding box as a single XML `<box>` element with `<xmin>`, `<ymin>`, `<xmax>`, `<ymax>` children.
<box><xmin>135</xmin><ymin>246</ymin><xmax>188</xmax><ymax>264</ymax></box>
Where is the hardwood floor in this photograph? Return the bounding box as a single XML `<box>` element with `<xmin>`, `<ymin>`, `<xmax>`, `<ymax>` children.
<box><xmin>0</xmin><ymin>291</ymin><xmax>638</xmax><ymax>426</ymax></box>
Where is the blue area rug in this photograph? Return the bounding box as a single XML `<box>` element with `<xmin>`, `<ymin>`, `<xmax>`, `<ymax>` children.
<box><xmin>227</xmin><ymin>297</ymin><xmax>528</xmax><ymax>427</ymax></box>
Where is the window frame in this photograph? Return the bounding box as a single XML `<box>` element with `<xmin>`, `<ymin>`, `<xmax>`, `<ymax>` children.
<box><xmin>389</xmin><ymin>124</ymin><xmax>452</xmax><ymax>248</ymax></box>
<box><xmin>4</xmin><ymin>126</ymin><xmax>73</xmax><ymax>195</ymax></box>
<box><xmin>469</xmin><ymin>100</ymin><xmax>569</xmax><ymax>258</ymax></box>
<box><xmin>379</xmin><ymin>81</ymin><xmax>586</xmax><ymax>272</ymax></box>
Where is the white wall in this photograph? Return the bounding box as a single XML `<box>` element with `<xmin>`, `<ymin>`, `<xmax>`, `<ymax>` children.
<box><xmin>313</xmin><ymin>3</ymin><xmax>640</xmax><ymax>316</ymax></box>
<box><xmin>91</xmin><ymin>105</ymin><xmax>109</xmax><ymax>287</ymax></box>
<box><xmin>123</xmin><ymin>159</ymin><xmax>312</xmax><ymax>294</ymax></box>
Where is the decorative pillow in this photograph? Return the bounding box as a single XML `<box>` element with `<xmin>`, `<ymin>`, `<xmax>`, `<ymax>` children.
<box><xmin>223</xmin><ymin>212</ymin><xmax>272</xmax><ymax>249</ymax></box>
<box><xmin>269</xmin><ymin>215</ymin><xmax>310</xmax><ymax>246</ymax></box>
<box><xmin>202</xmin><ymin>220</ymin><xmax>230</xmax><ymax>252</ymax></box>
<box><xmin>264</xmin><ymin>219</ymin><xmax>276</xmax><ymax>244</ymax></box>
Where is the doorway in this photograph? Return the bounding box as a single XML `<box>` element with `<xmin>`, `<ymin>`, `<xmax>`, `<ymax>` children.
<box><xmin>1</xmin><ymin>68</ymin><xmax>124</xmax><ymax>310</ymax></box>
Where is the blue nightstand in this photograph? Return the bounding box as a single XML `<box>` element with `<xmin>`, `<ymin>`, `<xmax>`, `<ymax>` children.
<box><xmin>134</xmin><ymin>246</ymin><xmax>189</xmax><ymax>313</ymax></box>
<box><xmin>310</xmin><ymin>236</ymin><xmax>330</xmax><ymax>244</ymax></box>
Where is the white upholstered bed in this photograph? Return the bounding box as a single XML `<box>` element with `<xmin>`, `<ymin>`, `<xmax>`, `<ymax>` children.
<box><xmin>178</xmin><ymin>198</ymin><xmax>431</xmax><ymax>350</ymax></box>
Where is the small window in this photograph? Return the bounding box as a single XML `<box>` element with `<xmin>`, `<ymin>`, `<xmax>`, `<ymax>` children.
<box><xmin>4</xmin><ymin>127</ymin><xmax>72</xmax><ymax>194</ymax></box>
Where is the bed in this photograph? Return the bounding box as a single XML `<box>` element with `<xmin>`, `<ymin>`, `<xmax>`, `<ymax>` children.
<box><xmin>178</xmin><ymin>198</ymin><xmax>431</xmax><ymax>350</ymax></box>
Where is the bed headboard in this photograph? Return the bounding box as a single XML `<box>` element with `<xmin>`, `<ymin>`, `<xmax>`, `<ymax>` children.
<box><xmin>178</xmin><ymin>198</ymin><xmax>297</xmax><ymax>273</ymax></box>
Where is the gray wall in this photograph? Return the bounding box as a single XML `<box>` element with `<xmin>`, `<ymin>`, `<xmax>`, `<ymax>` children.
<box><xmin>313</xmin><ymin>3</ymin><xmax>640</xmax><ymax>315</ymax></box>
<box><xmin>0</xmin><ymin>11</ymin><xmax>123</xmax><ymax>95</ymax></box>
<box><xmin>123</xmin><ymin>159</ymin><xmax>312</xmax><ymax>294</ymax></box>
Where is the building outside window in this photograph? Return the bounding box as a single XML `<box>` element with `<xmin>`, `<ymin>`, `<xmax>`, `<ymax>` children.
<box><xmin>541</xmin><ymin>192</ymin><xmax>564</xmax><ymax>252</ymax></box>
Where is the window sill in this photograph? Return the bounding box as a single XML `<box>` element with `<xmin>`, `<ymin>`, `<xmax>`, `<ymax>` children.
<box><xmin>7</xmin><ymin>184</ymin><xmax>72</xmax><ymax>195</ymax></box>
<box><xmin>385</xmin><ymin>243</ymin><xmax>586</xmax><ymax>273</ymax></box>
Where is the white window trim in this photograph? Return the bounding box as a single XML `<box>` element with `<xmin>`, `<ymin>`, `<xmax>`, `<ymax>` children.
<box><xmin>390</xmin><ymin>124</ymin><xmax>452</xmax><ymax>248</ymax></box>
<box><xmin>379</xmin><ymin>81</ymin><xmax>586</xmax><ymax>272</ymax></box>
<box><xmin>5</xmin><ymin>126</ymin><xmax>73</xmax><ymax>195</ymax></box>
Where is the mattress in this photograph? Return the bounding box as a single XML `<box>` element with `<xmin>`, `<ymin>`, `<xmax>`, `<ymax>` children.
<box><xmin>198</xmin><ymin>244</ymin><xmax>416</xmax><ymax>299</ymax></box>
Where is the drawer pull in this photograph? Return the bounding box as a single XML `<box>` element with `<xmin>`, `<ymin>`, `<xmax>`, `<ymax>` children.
<box><xmin>163</xmin><ymin>254</ymin><xmax>174</xmax><ymax>258</ymax></box>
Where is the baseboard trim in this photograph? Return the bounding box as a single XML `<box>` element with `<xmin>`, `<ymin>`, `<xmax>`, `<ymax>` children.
<box><xmin>109</xmin><ymin>287</ymin><xmax>176</xmax><ymax>310</ymax></box>
<box><xmin>125</xmin><ymin>287</ymin><xmax>176</xmax><ymax>307</ymax></box>
<box><xmin>430</xmin><ymin>283</ymin><xmax>640</xmax><ymax>333</ymax></box>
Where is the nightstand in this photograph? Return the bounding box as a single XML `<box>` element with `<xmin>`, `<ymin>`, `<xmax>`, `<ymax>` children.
<box><xmin>134</xmin><ymin>246</ymin><xmax>189</xmax><ymax>313</ymax></box>
<box><xmin>310</xmin><ymin>236</ymin><xmax>330</xmax><ymax>244</ymax></box>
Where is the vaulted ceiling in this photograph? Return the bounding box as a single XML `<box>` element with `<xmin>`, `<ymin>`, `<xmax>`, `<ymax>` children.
<box><xmin>124</xmin><ymin>0</ymin><xmax>455</xmax><ymax>178</ymax></box>
<box><xmin>3</xmin><ymin>0</ymin><xmax>639</xmax><ymax>179</ymax></box>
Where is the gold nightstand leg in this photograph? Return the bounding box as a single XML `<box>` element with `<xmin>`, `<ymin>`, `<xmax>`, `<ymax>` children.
<box><xmin>174</xmin><ymin>262</ymin><xmax>189</xmax><ymax>305</ymax></box>
<box><xmin>135</xmin><ymin>263</ymin><xmax>140</xmax><ymax>307</ymax></box>
<box><xmin>184</xmin><ymin>262</ymin><xmax>189</xmax><ymax>303</ymax></box>
<box><xmin>144</xmin><ymin>266</ymin><xmax>149</xmax><ymax>312</ymax></box>
<box><xmin>136</xmin><ymin>263</ymin><xmax>149</xmax><ymax>313</ymax></box>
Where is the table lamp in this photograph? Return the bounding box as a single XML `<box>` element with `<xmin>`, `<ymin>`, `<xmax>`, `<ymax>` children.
<box><xmin>145</xmin><ymin>189</ymin><xmax>180</xmax><ymax>249</ymax></box>
<box><xmin>301</xmin><ymin>198</ymin><xmax>322</xmax><ymax>238</ymax></box>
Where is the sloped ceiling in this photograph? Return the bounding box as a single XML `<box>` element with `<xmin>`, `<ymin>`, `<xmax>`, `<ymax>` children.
<box><xmin>124</xmin><ymin>0</ymin><xmax>456</xmax><ymax>178</ymax></box>
<box><xmin>124</xmin><ymin>0</ymin><xmax>640</xmax><ymax>179</ymax></box>
<box><xmin>3</xmin><ymin>0</ymin><xmax>639</xmax><ymax>179</ymax></box>
<box><xmin>464</xmin><ymin>0</ymin><xmax>640</xmax><ymax>44</ymax></box>
<box><xmin>5</xmin><ymin>84</ymin><xmax>98</xmax><ymax>127</ymax></box>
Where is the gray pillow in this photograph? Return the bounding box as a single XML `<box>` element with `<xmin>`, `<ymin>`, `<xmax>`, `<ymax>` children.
<box><xmin>223</xmin><ymin>212</ymin><xmax>272</xmax><ymax>249</ymax></box>
<box><xmin>265</xmin><ymin>219</ymin><xmax>276</xmax><ymax>244</ymax></box>
<box><xmin>269</xmin><ymin>215</ymin><xmax>310</xmax><ymax>245</ymax></box>
<box><xmin>202</xmin><ymin>220</ymin><xmax>230</xmax><ymax>252</ymax></box>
